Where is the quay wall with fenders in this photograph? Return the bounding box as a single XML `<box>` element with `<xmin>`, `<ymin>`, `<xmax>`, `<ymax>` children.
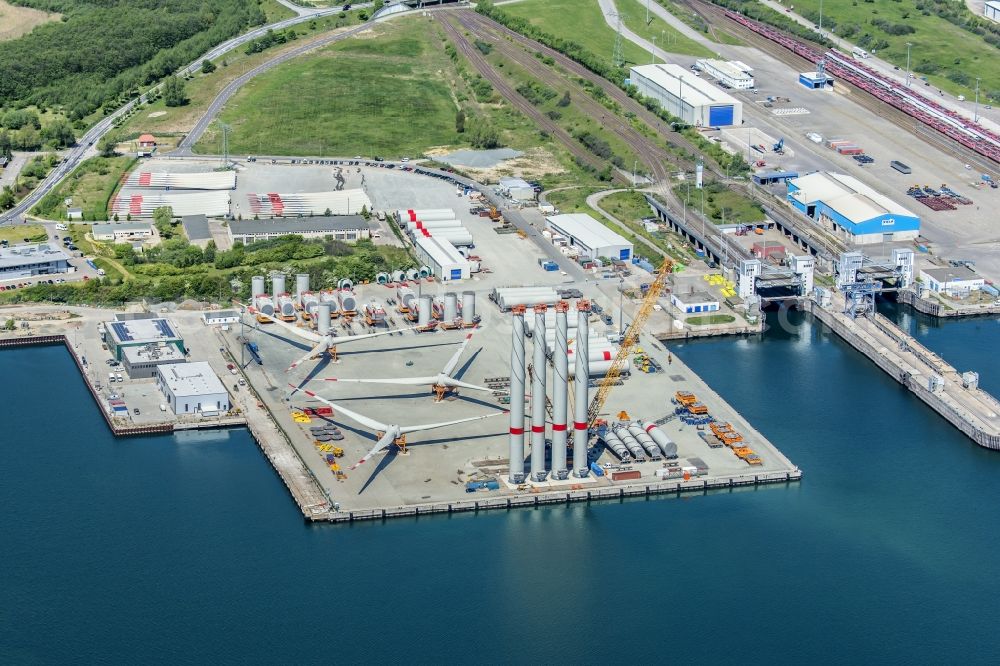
<box><xmin>804</xmin><ymin>301</ymin><xmax>1000</xmax><ymax>450</ymax></box>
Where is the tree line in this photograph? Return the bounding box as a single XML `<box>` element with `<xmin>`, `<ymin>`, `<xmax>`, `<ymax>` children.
<box><xmin>0</xmin><ymin>0</ymin><xmax>269</xmax><ymax>121</ymax></box>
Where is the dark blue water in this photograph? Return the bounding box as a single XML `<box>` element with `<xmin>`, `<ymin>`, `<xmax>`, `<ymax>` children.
<box><xmin>3</xmin><ymin>306</ymin><xmax>1000</xmax><ymax>664</ymax></box>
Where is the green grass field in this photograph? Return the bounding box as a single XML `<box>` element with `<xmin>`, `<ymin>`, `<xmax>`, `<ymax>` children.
<box><xmin>33</xmin><ymin>156</ymin><xmax>135</xmax><ymax>221</ymax></box>
<box><xmin>0</xmin><ymin>224</ymin><xmax>47</xmax><ymax>244</ymax></box>
<box><xmin>792</xmin><ymin>0</ymin><xmax>1000</xmax><ymax>100</ymax></box>
<box><xmin>595</xmin><ymin>189</ymin><xmax>655</xmax><ymax>223</ymax></box>
<box><xmin>673</xmin><ymin>181</ymin><xmax>764</xmax><ymax>224</ymax></box>
<box><xmin>195</xmin><ymin>19</ymin><xmax>469</xmax><ymax>157</ymax></box>
<box><xmin>617</xmin><ymin>0</ymin><xmax>715</xmax><ymax>58</ymax></box>
<box><xmin>686</xmin><ymin>313</ymin><xmax>735</xmax><ymax>325</ymax></box>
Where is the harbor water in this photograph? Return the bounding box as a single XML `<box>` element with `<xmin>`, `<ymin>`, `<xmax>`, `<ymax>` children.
<box><xmin>3</xmin><ymin>306</ymin><xmax>1000</xmax><ymax>663</ymax></box>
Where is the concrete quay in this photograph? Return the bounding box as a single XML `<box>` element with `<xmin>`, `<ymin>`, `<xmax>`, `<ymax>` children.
<box><xmin>897</xmin><ymin>289</ymin><xmax>1000</xmax><ymax>319</ymax></box>
<box><xmin>806</xmin><ymin>295</ymin><xmax>1000</xmax><ymax>449</ymax></box>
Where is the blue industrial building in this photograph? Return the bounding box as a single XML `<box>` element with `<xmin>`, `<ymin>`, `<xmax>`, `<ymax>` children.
<box><xmin>786</xmin><ymin>172</ymin><xmax>920</xmax><ymax>245</ymax></box>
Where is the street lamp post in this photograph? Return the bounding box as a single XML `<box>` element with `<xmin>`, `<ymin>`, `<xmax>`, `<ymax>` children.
<box><xmin>819</xmin><ymin>0</ymin><xmax>824</xmax><ymax>32</ymax></box>
<box><xmin>651</xmin><ymin>36</ymin><xmax>657</xmax><ymax>65</ymax></box>
<box><xmin>905</xmin><ymin>43</ymin><xmax>913</xmax><ymax>88</ymax></box>
<box><xmin>975</xmin><ymin>77</ymin><xmax>982</xmax><ymax>123</ymax></box>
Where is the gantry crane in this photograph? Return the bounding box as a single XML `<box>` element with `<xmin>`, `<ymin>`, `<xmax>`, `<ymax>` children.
<box><xmin>587</xmin><ymin>256</ymin><xmax>674</xmax><ymax>428</ymax></box>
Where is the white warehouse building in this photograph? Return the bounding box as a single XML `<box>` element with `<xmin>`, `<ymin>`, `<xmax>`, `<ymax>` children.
<box><xmin>414</xmin><ymin>235</ymin><xmax>471</xmax><ymax>281</ymax></box>
<box><xmin>986</xmin><ymin>0</ymin><xmax>1000</xmax><ymax>23</ymax></box>
<box><xmin>156</xmin><ymin>362</ymin><xmax>230</xmax><ymax>415</ymax></box>
<box><xmin>630</xmin><ymin>63</ymin><xmax>743</xmax><ymax>127</ymax></box>
<box><xmin>545</xmin><ymin>213</ymin><xmax>633</xmax><ymax>262</ymax></box>
<box><xmin>695</xmin><ymin>59</ymin><xmax>755</xmax><ymax>90</ymax></box>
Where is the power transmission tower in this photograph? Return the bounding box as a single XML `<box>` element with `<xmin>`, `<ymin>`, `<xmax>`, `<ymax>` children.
<box><xmin>609</xmin><ymin>11</ymin><xmax>626</xmax><ymax>68</ymax></box>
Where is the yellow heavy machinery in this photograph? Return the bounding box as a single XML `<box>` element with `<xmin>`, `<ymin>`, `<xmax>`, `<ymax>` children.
<box><xmin>588</xmin><ymin>256</ymin><xmax>674</xmax><ymax>428</ymax></box>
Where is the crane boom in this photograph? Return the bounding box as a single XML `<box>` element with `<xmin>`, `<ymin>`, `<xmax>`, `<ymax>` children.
<box><xmin>587</xmin><ymin>256</ymin><xmax>673</xmax><ymax>427</ymax></box>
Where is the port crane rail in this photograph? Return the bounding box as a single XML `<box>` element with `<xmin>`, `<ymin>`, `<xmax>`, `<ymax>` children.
<box><xmin>587</xmin><ymin>257</ymin><xmax>673</xmax><ymax>428</ymax></box>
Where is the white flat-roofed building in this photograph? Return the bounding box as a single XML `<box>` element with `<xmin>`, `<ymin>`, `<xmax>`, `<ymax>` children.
<box><xmin>671</xmin><ymin>291</ymin><xmax>720</xmax><ymax>314</ymax></box>
<box><xmin>695</xmin><ymin>59</ymin><xmax>755</xmax><ymax>89</ymax></box>
<box><xmin>0</xmin><ymin>244</ymin><xmax>71</xmax><ymax>280</ymax></box>
<box><xmin>201</xmin><ymin>310</ymin><xmax>240</xmax><ymax>326</ymax></box>
<box><xmin>499</xmin><ymin>177</ymin><xmax>536</xmax><ymax>202</ymax></box>
<box><xmin>91</xmin><ymin>223</ymin><xmax>154</xmax><ymax>242</ymax></box>
<box><xmin>121</xmin><ymin>343</ymin><xmax>187</xmax><ymax>379</ymax></box>
<box><xmin>102</xmin><ymin>314</ymin><xmax>185</xmax><ymax>361</ymax></box>
<box><xmin>630</xmin><ymin>63</ymin><xmax>743</xmax><ymax>127</ymax></box>
<box><xmin>156</xmin><ymin>362</ymin><xmax>230</xmax><ymax>415</ymax></box>
<box><xmin>920</xmin><ymin>266</ymin><xmax>985</xmax><ymax>296</ymax></box>
<box><xmin>414</xmin><ymin>235</ymin><xmax>471</xmax><ymax>281</ymax></box>
<box><xmin>545</xmin><ymin>213</ymin><xmax>633</xmax><ymax>262</ymax></box>
<box><xmin>228</xmin><ymin>216</ymin><xmax>372</xmax><ymax>244</ymax></box>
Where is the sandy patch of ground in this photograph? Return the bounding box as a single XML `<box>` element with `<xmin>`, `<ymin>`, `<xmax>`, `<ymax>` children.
<box><xmin>0</xmin><ymin>0</ymin><xmax>59</xmax><ymax>41</ymax></box>
<box><xmin>458</xmin><ymin>147</ymin><xmax>566</xmax><ymax>183</ymax></box>
<box><xmin>148</xmin><ymin>111</ymin><xmax>167</xmax><ymax>118</ymax></box>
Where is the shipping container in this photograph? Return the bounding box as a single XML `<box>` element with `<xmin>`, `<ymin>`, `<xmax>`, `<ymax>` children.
<box><xmin>611</xmin><ymin>470</ymin><xmax>641</xmax><ymax>481</ymax></box>
<box><xmin>890</xmin><ymin>160</ymin><xmax>912</xmax><ymax>174</ymax></box>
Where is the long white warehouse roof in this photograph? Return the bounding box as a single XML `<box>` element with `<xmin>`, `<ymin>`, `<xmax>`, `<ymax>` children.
<box><xmin>546</xmin><ymin>213</ymin><xmax>632</xmax><ymax>248</ymax></box>
<box><xmin>630</xmin><ymin>63</ymin><xmax>739</xmax><ymax>107</ymax></box>
<box><xmin>415</xmin><ymin>235</ymin><xmax>469</xmax><ymax>266</ymax></box>
<box><xmin>789</xmin><ymin>172</ymin><xmax>917</xmax><ymax>223</ymax></box>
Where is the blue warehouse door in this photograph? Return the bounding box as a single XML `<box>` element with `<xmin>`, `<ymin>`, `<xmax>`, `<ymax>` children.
<box><xmin>619</xmin><ymin>248</ymin><xmax>630</xmax><ymax>260</ymax></box>
<box><xmin>450</xmin><ymin>269</ymin><xmax>462</xmax><ymax>279</ymax></box>
<box><xmin>708</xmin><ymin>105</ymin><xmax>734</xmax><ymax>126</ymax></box>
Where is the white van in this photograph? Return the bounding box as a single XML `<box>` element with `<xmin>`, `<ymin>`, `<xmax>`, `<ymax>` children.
<box><xmin>55</xmin><ymin>223</ymin><xmax>68</xmax><ymax>231</ymax></box>
<box><xmin>115</xmin><ymin>372</ymin><xmax>123</xmax><ymax>382</ymax></box>
<box><xmin>852</xmin><ymin>47</ymin><xmax>869</xmax><ymax>59</ymax></box>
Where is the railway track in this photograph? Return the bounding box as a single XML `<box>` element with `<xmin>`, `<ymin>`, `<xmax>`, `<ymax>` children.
<box><xmin>681</xmin><ymin>0</ymin><xmax>998</xmax><ymax>174</ymax></box>
<box><xmin>450</xmin><ymin>12</ymin><xmax>672</xmax><ymax>183</ymax></box>
<box><xmin>434</xmin><ymin>14</ymin><xmax>627</xmax><ymax>184</ymax></box>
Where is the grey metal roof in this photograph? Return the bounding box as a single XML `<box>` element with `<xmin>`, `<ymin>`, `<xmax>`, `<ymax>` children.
<box><xmin>181</xmin><ymin>215</ymin><xmax>211</xmax><ymax>241</ymax></box>
<box><xmin>0</xmin><ymin>244</ymin><xmax>69</xmax><ymax>269</ymax></box>
<box><xmin>230</xmin><ymin>216</ymin><xmax>371</xmax><ymax>235</ymax></box>
<box><xmin>92</xmin><ymin>223</ymin><xmax>152</xmax><ymax>235</ymax></box>
<box><xmin>923</xmin><ymin>266</ymin><xmax>981</xmax><ymax>282</ymax></box>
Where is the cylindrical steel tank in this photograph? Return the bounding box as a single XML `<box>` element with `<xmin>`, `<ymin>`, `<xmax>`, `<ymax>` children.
<box><xmin>568</xmin><ymin>358</ymin><xmax>629</xmax><ymax>378</ymax></box>
<box><xmin>319</xmin><ymin>291</ymin><xmax>339</xmax><ymax>316</ymax></box>
<box><xmin>316</xmin><ymin>303</ymin><xmax>331</xmax><ymax>335</ymax></box>
<box><xmin>498</xmin><ymin>292</ymin><xmax>558</xmax><ymax>311</ymax></box>
<box><xmin>271</xmin><ymin>273</ymin><xmax>286</xmax><ymax>297</ymax></box>
<box><xmin>376</xmin><ymin>272</ymin><xmax>390</xmax><ymax>284</ymax></box>
<box><xmin>338</xmin><ymin>278</ymin><xmax>353</xmax><ymax>291</ymax></box>
<box><xmin>418</xmin><ymin>295</ymin><xmax>432</xmax><ymax>327</ymax></box>
<box><xmin>255</xmin><ymin>295</ymin><xmax>274</xmax><ymax>317</ymax></box>
<box><xmin>628</xmin><ymin>423</ymin><xmax>661</xmax><ymax>460</ymax></box>
<box><xmin>572</xmin><ymin>301</ymin><xmax>591</xmax><ymax>478</ymax></box>
<box><xmin>419</xmin><ymin>229</ymin><xmax>474</xmax><ymax>247</ymax></box>
<box><xmin>393</xmin><ymin>270</ymin><xmax>407</xmax><ymax>283</ymax></box>
<box><xmin>644</xmin><ymin>422</ymin><xmax>677</xmax><ymax>458</ymax></box>
<box><xmin>525</xmin><ymin>311</ymin><xmax>580</xmax><ymax>333</ymax></box>
<box><xmin>251</xmin><ymin>275</ymin><xmax>266</xmax><ymax>297</ymax></box>
<box><xmin>406</xmin><ymin>219</ymin><xmax>463</xmax><ymax>231</ymax></box>
<box><xmin>530</xmin><ymin>306</ymin><xmax>548</xmax><ymax>482</ymax></box>
<box><xmin>301</xmin><ymin>292</ymin><xmax>319</xmax><ymax>318</ymax></box>
<box><xmin>407</xmin><ymin>269</ymin><xmax>420</xmax><ymax>281</ymax></box>
<box><xmin>295</xmin><ymin>273</ymin><xmax>310</xmax><ymax>302</ymax></box>
<box><xmin>550</xmin><ymin>304</ymin><xmax>569</xmax><ymax>479</ymax></box>
<box><xmin>443</xmin><ymin>292</ymin><xmax>458</xmax><ymax>321</ymax></box>
<box><xmin>602</xmin><ymin>430</ymin><xmax>630</xmax><ymax>460</ymax></box>
<box><xmin>462</xmin><ymin>291</ymin><xmax>476</xmax><ymax>325</ymax></box>
<box><xmin>396</xmin><ymin>286</ymin><xmax>416</xmax><ymax>311</ymax></box>
<box><xmin>617</xmin><ymin>426</ymin><xmax>646</xmax><ymax>461</ymax></box>
<box><xmin>277</xmin><ymin>295</ymin><xmax>295</xmax><ymax>317</ymax></box>
<box><xmin>400</xmin><ymin>208</ymin><xmax>454</xmax><ymax>222</ymax></box>
<box><xmin>508</xmin><ymin>309</ymin><xmax>527</xmax><ymax>483</ymax></box>
<box><xmin>338</xmin><ymin>289</ymin><xmax>357</xmax><ymax>313</ymax></box>
<box><xmin>419</xmin><ymin>265</ymin><xmax>432</xmax><ymax>278</ymax></box>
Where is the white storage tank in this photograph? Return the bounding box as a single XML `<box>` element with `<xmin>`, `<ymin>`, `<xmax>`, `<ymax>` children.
<box><xmin>338</xmin><ymin>289</ymin><xmax>357</xmax><ymax>313</ymax></box>
<box><xmin>462</xmin><ymin>291</ymin><xmax>476</xmax><ymax>325</ymax></box>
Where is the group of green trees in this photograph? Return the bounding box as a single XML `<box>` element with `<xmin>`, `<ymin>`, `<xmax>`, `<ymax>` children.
<box><xmin>0</xmin><ymin>109</ymin><xmax>75</xmax><ymax>151</ymax></box>
<box><xmin>0</xmin><ymin>0</ymin><xmax>270</xmax><ymax>120</ymax></box>
<box><xmin>244</xmin><ymin>27</ymin><xmax>299</xmax><ymax>55</ymax></box>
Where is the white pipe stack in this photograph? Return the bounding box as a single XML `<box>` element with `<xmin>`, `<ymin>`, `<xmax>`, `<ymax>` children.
<box><xmin>462</xmin><ymin>291</ymin><xmax>476</xmax><ymax>325</ymax></box>
<box><xmin>295</xmin><ymin>273</ymin><xmax>310</xmax><ymax>304</ymax></box>
<box><xmin>508</xmin><ymin>309</ymin><xmax>527</xmax><ymax>484</ymax></box>
<box><xmin>444</xmin><ymin>292</ymin><xmax>458</xmax><ymax>321</ymax></box>
<box><xmin>530</xmin><ymin>306</ymin><xmax>548</xmax><ymax>482</ymax></box>
<box><xmin>550</xmin><ymin>303</ymin><xmax>569</xmax><ymax>479</ymax></box>
<box><xmin>418</xmin><ymin>295</ymin><xmax>432</xmax><ymax>327</ymax></box>
<box><xmin>572</xmin><ymin>301</ymin><xmax>591</xmax><ymax>477</ymax></box>
<box><xmin>316</xmin><ymin>303</ymin><xmax>331</xmax><ymax>335</ymax></box>
<box><xmin>271</xmin><ymin>273</ymin><xmax>286</xmax><ymax>297</ymax></box>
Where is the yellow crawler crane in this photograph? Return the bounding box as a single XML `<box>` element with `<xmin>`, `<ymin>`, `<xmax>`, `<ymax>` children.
<box><xmin>588</xmin><ymin>256</ymin><xmax>674</xmax><ymax>428</ymax></box>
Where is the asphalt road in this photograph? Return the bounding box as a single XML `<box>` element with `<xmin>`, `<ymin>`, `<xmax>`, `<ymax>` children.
<box><xmin>0</xmin><ymin>4</ymin><xmax>363</xmax><ymax>226</ymax></box>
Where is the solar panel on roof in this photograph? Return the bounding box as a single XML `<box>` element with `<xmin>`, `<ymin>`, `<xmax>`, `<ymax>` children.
<box><xmin>111</xmin><ymin>322</ymin><xmax>132</xmax><ymax>341</ymax></box>
<box><xmin>155</xmin><ymin>319</ymin><xmax>176</xmax><ymax>338</ymax></box>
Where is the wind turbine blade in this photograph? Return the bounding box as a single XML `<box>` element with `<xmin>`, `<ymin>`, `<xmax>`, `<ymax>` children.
<box><xmin>310</xmin><ymin>376</ymin><xmax>438</xmax><ymax>386</ymax></box>
<box><xmin>400</xmin><ymin>410</ymin><xmax>506</xmax><ymax>435</ymax></box>
<box><xmin>348</xmin><ymin>430</ymin><xmax>398</xmax><ymax>471</ymax></box>
<box><xmin>327</xmin><ymin>325</ymin><xmax>418</xmax><ymax>345</ymax></box>
<box><xmin>297</xmin><ymin>389</ymin><xmax>388</xmax><ymax>431</ymax></box>
<box><xmin>287</xmin><ymin>337</ymin><xmax>329</xmax><ymax>372</ymax></box>
<box><xmin>262</xmin><ymin>314</ymin><xmax>323</xmax><ymax>344</ymax></box>
<box><xmin>443</xmin><ymin>378</ymin><xmax>506</xmax><ymax>393</ymax></box>
<box><xmin>441</xmin><ymin>329</ymin><xmax>477</xmax><ymax>377</ymax></box>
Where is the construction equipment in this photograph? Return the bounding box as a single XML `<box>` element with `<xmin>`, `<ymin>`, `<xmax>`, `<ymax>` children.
<box><xmin>488</xmin><ymin>205</ymin><xmax>501</xmax><ymax>222</ymax></box>
<box><xmin>675</xmin><ymin>391</ymin><xmax>697</xmax><ymax>406</ymax></box>
<box><xmin>773</xmin><ymin>137</ymin><xmax>785</xmax><ymax>154</ymax></box>
<box><xmin>587</xmin><ymin>256</ymin><xmax>673</xmax><ymax>428</ymax></box>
